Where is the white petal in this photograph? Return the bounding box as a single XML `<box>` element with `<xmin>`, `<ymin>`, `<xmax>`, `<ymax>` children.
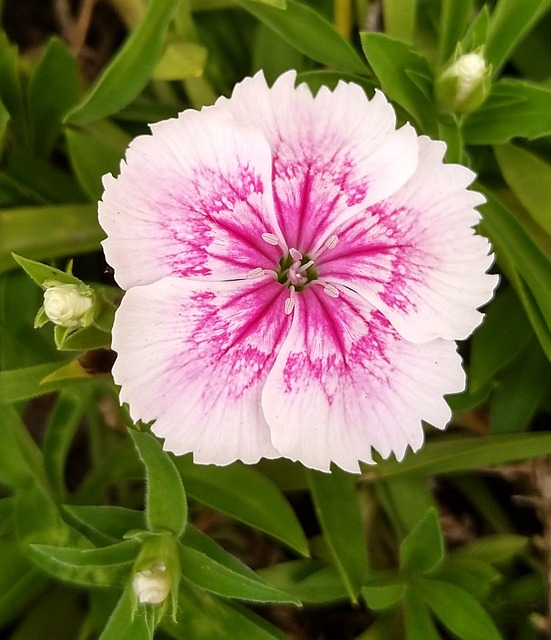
<box><xmin>217</xmin><ymin>71</ymin><xmax>419</xmax><ymax>253</ymax></box>
<box><xmin>112</xmin><ymin>277</ymin><xmax>292</xmax><ymax>465</ymax></box>
<box><xmin>99</xmin><ymin>106</ymin><xmax>281</xmax><ymax>290</ymax></box>
<box><xmin>321</xmin><ymin>136</ymin><xmax>498</xmax><ymax>342</ymax></box>
<box><xmin>262</xmin><ymin>287</ymin><xmax>464</xmax><ymax>472</ymax></box>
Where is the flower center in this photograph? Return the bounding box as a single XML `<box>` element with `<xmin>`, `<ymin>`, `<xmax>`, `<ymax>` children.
<box><xmin>249</xmin><ymin>233</ymin><xmax>340</xmax><ymax>315</ymax></box>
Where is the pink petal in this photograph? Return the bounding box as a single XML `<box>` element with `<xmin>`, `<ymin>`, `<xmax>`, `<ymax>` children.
<box><xmin>319</xmin><ymin>137</ymin><xmax>499</xmax><ymax>343</ymax></box>
<box><xmin>99</xmin><ymin>107</ymin><xmax>282</xmax><ymax>290</ymax></box>
<box><xmin>217</xmin><ymin>71</ymin><xmax>419</xmax><ymax>253</ymax></box>
<box><xmin>262</xmin><ymin>287</ymin><xmax>465</xmax><ymax>472</ymax></box>
<box><xmin>111</xmin><ymin>277</ymin><xmax>292</xmax><ymax>465</ymax></box>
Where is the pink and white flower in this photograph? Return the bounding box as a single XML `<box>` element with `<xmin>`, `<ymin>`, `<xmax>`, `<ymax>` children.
<box><xmin>99</xmin><ymin>71</ymin><xmax>498</xmax><ymax>473</ymax></box>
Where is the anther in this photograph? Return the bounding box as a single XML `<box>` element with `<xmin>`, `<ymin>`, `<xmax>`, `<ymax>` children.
<box><xmin>247</xmin><ymin>267</ymin><xmax>264</xmax><ymax>279</ymax></box>
<box><xmin>323</xmin><ymin>283</ymin><xmax>340</xmax><ymax>298</ymax></box>
<box><xmin>325</xmin><ymin>235</ymin><xmax>338</xmax><ymax>250</ymax></box>
<box><xmin>289</xmin><ymin>248</ymin><xmax>302</xmax><ymax>261</ymax></box>
<box><xmin>285</xmin><ymin>287</ymin><xmax>296</xmax><ymax>315</ymax></box>
<box><xmin>262</xmin><ymin>233</ymin><xmax>280</xmax><ymax>246</ymax></box>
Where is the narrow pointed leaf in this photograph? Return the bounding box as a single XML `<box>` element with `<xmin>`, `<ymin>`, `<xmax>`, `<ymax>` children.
<box><xmin>130</xmin><ymin>430</ymin><xmax>188</xmax><ymax>536</ymax></box>
<box><xmin>360</xmin><ymin>33</ymin><xmax>436</xmax><ymax>134</ymax></box>
<box><xmin>66</xmin><ymin>0</ymin><xmax>181</xmax><ymax>124</ymax></box>
<box><xmin>27</xmin><ymin>540</ymin><xmax>139</xmax><ymax>587</ymax></box>
<box><xmin>307</xmin><ymin>467</ymin><xmax>367</xmax><ymax>602</ymax></box>
<box><xmin>236</xmin><ymin>0</ymin><xmax>367</xmax><ymax>74</ymax></box>
<box><xmin>415</xmin><ymin>577</ymin><xmax>501</xmax><ymax>640</ymax></box>
<box><xmin>27</xmin><ymin>37</ymin><xmax>79</xmax><ymax>157</ymax></box>
<box><xmin>178</xmin><ymin>544</ymin><xmax>300</xmax><ymax>604</ymax></box>
<box><xmin>175</xmin><ymin>456</ymin><xmax>308</xmax><ymax>555</ymax></box>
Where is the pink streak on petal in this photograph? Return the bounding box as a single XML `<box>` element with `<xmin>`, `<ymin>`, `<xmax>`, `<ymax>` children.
<box><xmin>217</xmin><ymin>71</ymin><xmax>418</xmax><ymax>254</ymax></box>
<box><xmin>99</xmin><ymin>107</ymin><xmax>283</xmax><ymax>290</ymax></box>
<box><xmin>319</xmin><ymin>137</ymin><xmax>498</xmax><ymax>343</ymax></box>
<box><xmin>262</xmin><ymin>287</ymin><xmax>465</xmax><ymax>472</ymax></box>
<box><xmin>112</xmin><ymin>277</ymin><xmax>291</xmax><ymax>465</ymax></box>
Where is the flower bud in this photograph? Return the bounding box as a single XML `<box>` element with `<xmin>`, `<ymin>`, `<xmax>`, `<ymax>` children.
<box><xmin>132</xmin><ymin>562</ymin><xmax>171</xmax><ymax>604</ymax></box>
<box><xmin>435</xmin><ymin>51</ymin><xmax>491</xmax><ymax>114</ymax></box>
<box><xmin>43</xmin><ymin>283</ymin><xmax>95</xmax><ymax>327</ymax></box>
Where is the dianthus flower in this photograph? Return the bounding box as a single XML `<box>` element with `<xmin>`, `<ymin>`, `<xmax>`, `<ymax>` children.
<box><xmin>99</xmin><ymin>71</ymin><xmax>497</xmax><ymax>472</ymax></box>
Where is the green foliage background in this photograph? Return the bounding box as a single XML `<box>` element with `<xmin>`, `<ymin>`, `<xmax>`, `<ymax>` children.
<box><xmin>2</xmin><ymin>0</ymin><xmax>551</xmax><ymax>638</ymax></box>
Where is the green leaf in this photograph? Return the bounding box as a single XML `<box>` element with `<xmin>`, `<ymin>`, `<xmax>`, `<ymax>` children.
<box><xmin>27</xmin><ymin>540</ymin><xmax>140</xmax><ymax>587</ymax></box>
<box><xmin>485</xmin><ymin>0</ymin><xmax>551</xmax><ymax>72</ymax></box>
<box><xmin>404</xmin><ymin>588</ymin><xmax>440</xmax><ymax>640</ymax></box>
<box><xmin>360</xmin><ymin>33</ymin><xmax>436</xmax><ymax>134</ymax></box>
<box><xmin>182</xmin><ymin>526</ymin><xmax>265</xmax><ymax>581</ymax></box>
<box><xmin>175</xmin><ymin>456</ymin><xmax>308</xmax><ymax>555</ymax></box>
<box><xmin>0</xmin><ymin>405</ymin><xmax>47</xmax><ymax>488</ymax></box>
<box><xmin>307</xmin><ymin>467</ymin><xmax>367</xmax><ymax>602</ymax></box>
<box><xmin>414</xmin><ymin>577</ymin><xmax>501</xmax><ymax>640</ymax></box>
<box><xmin>63</xmin><ymin>505</ymin><xmax>146</xmax><ymax>545</ymax></box>
<box><xmin>468</xmin><ymin>286</ymin><xmax>532</xmax><ymax>392</ymax></box>
<box><xmin>162</xmin><ymin>581</ymin><xmax>287</xmax><ymax>640</ymax></box>
<box><xmin>27</xmin><ymin>37</ymin><xmax>79</xmax><ymax>157</ymax></box>
<box><xmin>494</xmin><ymin>143</ymin><xmax>551</xmax><ymax>236</ymax></box>
<box><xmin>480</xmin><ymin>188</ymin><xmax>551</xmax><ymax>359</ymax></box>
<box><xmin>435</xmin><ymin>557</ymin><xmax>501</xmax><ymax>599</ymax></box>
<box><xmin>399</xmin><ymin>508</ymin><xmax>443</xmax><ymax>574</ymax></box>
<box><xmin>0</xmin><ymin>362</ymin><xmax>92</xmax><ymax>404</ymax></box>
<box><xmin>65</xmin><ymin>121</ymin><xmax>130</xmax><ymax>200</ymax></box>
<box><xmin>462</xmin><ymin>5</ymin><xmax>491</xmax><ymax>51</ymax></box>
<box><xmin>130</xmin><ymin>430</ymin><xmax>188</xmax><ymax>536</ymax></box>
<box><xmin>438</xmin><ymin>0</ymin><xmax>473</xmax><ymax>64</ymax></box>
<box><xmin>236</xmin><ymin>0</ymin><xmax>367</xmax><ymax>74</ymax></box>
<box><xmin>44</xmin><ymin>389</ymin><xmax>94</xmax><ymax>499</ymax></box>
<box><xmin>258</xmin><ymin>560</ymin><xmax>349</xmax><ymax>604</ymax></box>
<box><xmin>464</xmin><ymin>79</ymin><xmax>551</xmax><ymax>144</ymax></box>
<box><xmin>0</xmin><ymin>96</ymin><xmax>10</xmax><ymax>156</ymax></box>
<box><xmin>0</xmin><ymin>45</ymin><xmax>27</xmax><ymax>145</ymax></box>
<box><xmin>178</xmin><ymin>544</ymin><xmax>300</xmax><ymax>604</ymax></box>
<box><xmin>362</xmin><ymin>582</ymin><xmax>405</xmax><ymax>611</ymax></box>
<box><xmin>66</xmin><ymin>0</ymin><xmax>182</xmax><ymax>124</ymax></box>
<box><xmin>99</xmin><ymin>584</ymin><xmax>153</xmax><ymax>640</ymax></box>
<box><xmin>452</xmin><ymin>534</ymin><xmax>528</xmax><ymax>565</ymax></box>
<box><xmin>153</xmin><ymin>39</ymin><xmax>207</xmax><ymax>80</ymax></box>
<box><xmin>490</xmin><ymin>337</ymin><xmax>551</xmax><ymax>433</ymax></box>
<box><xmin>0</xmin><ymin>542</ymin><xmax>48</xmax><ymax>629</ymax></box>
<box><xmin>0</xmin><ymin>204</ymin><xmax>104</xmax><ymax>276</ymax></box>
<box><xmin>381</xmin><ymin>0</ymin><xmax>417</xmax><ymax>43</ymax></box>
<box><xmin>374</xmin><ymin>433</ymin><xmax>551</xmax><ymax>478</ymax></box>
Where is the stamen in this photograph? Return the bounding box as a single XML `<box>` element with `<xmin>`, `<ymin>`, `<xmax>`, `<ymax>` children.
<box><xmin>289</xmin><ymin>248</ymin><xmax>302</xmax><ymax>261</ymax></box>
<box><xmin>323</xmin><ymin>283</ymin><xmax>340</xmax><ymax>298</ymax></box>
<box><xmin>325</xmin><ymin>235</ymin><xmax>339</xmax><ymax>250</ymax></box>
<box><xmin>285</xmin><ymin>286</ymin><xmax>296</xmax><ymax>315</ymax></box>
<box><xmin>311</xmin><ymin>234</ymin><xmax>339</xmax><ymax>259</ymax></box>
<box><xmin>298</xmin><ymin>260</ymin><xmax>314</xmax><ymax>273</ymax></box>
<box><xmin>262</xmin><ymin>232</ymin><xmax>280</xmax><ymax>246</ymax></box>
<box><xmin>247</xmin><ymin>267</ymin><xmax>264</xmax><ymax>279</ymax></box>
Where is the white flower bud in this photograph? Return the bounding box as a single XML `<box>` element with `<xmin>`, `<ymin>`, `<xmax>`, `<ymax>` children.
<box><xmin>132</xmin><ymin>563</ymin><xmax>170</xmax><ymax>605</ymax></box>
<box><xmin>435</xmin><ymin>51</ymin><xmax>491</xmax><ymax>114</ymax></box>
<box><xmin>43</xmin><ymin>283</ymin><xmax>94</xmax><ymax>327</ymax></box>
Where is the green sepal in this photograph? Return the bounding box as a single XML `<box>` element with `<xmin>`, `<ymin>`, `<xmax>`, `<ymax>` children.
<box><xmin>12</xmin><ymin>253</ymin><xmax>82</xmax><ymax>289</ymax></box>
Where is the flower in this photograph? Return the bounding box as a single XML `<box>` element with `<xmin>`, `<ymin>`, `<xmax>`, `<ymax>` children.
<box><xmin>132</xmin><ymin>562</ymin><xmax>170</xmax><ymax>605</ymax></box>
<box><xmin>99</xmin><ymin>71</ymin><xmax>498</xmax><ymax>472</ymax></box>
<box><xmin>43</xmin><ymin>282</ymin><xmax>95</xmax><ymax>327</ymax></box>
